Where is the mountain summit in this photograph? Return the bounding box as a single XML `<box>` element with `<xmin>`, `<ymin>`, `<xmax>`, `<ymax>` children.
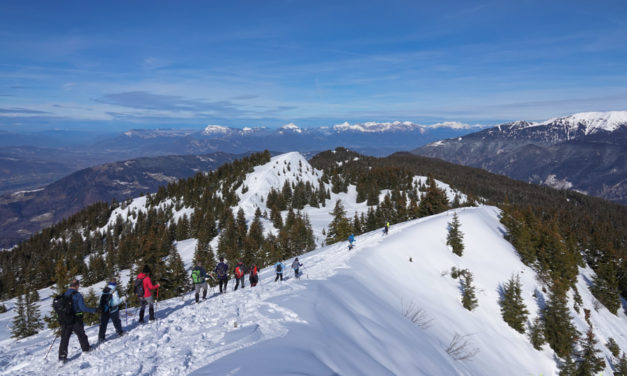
<box><xmin>413</xmin><ymin>110</ymin><xmax>627</xmax><ymax>204</ymax></box>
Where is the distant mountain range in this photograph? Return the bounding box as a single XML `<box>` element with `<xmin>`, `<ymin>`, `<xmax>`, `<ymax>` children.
<box><xmin>95</xmin><ymin>121</ymin><xmax>479</xmax><ymax>157</ymax></box>
<box><xmin>0</xmin><ymin>152</ymin><xmax>244</xmax><ymax>248</ymax></box>
<box><xmin>0</xmin><ymin>121</ymin><xmax>479</xmax><ymax>194</ymax></box>
<box><xmin>413</xmin><ymin>111</ymin><xmax>627</xmax><ymax>205</ymax></box>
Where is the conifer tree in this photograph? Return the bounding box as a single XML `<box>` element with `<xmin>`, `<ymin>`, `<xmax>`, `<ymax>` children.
<box><xmin>590</xmin><ymin>261</ymin><xmax>620</xmax><ymax>315</ymax></box>
<box><xmin>543</xmin><ymin>283</ymin><xmax>578</xmax><ymax>358</ymax></box>
<box><xmin>417</xmin><ymin>176</ymin><xmax>449</xmax><ymax>217</ymax></box>
<box><xmin>326</xmin><ymin>200</ymin><xmax>352</xmax><ymax>245</ymax></box>
<box><xmin>559</xmin><ymin>355</ymin><xmax>576</xmax><ymax>376</ymax></box>
<box><xmin>499</xmin><ymin>274</ymin><xmax>529</xmax><ymax>333</ymax></box>
<box><xmin>26</xmin><ymin>289</ymin><xmax>43</xmax><ymax>337</ymax></box>
<box><xmin>11</xmin><ymin>293</ymin><xmax>28</xmax><ymax>339</ymax></box>
<box><xmin>528</xmin><ymin>316</ymin><xmax>545</xmax><ymax>350</ymax></box>
<box><xmin>446</xmin><ymin>213</ymin><xmax>464</xmax><ymax>257</ymax></box>
<box><xmin>575</xmin><ymin>326</ymin><xmax>605</xmax><ymax>375</ymax></box>
<box><xmin>165</xmin><ymin>245</ymin><xmax>188</xmax><ymax>298</ymax></box>
<box><xmin>615</xmin><ymin>353</ymin><xmax>627</xmax><ymax>376</ymax></box>
<box><xmin>460</xmin><ymin>272</ymin><xmax>478</xmax><ymax>311</ymax></box>
<box><xmin>83</xmin><ymin>288</ymin><xmax>99</xmax><ymax>326</ymax></box>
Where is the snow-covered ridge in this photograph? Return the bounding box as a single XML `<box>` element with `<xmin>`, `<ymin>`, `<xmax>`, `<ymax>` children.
<box><xmin>2</xmin><ymin>206</ymin><xmax>625</xmax><ymax>375</ymax></box>
<box><xmin>333</xmin><ymin>120</ymin><xmax>480</xmax><ymax>133</ymax></box>
<box><xmin>525</xmin><ymin>111</ymin><xmax>627</xmax><ymax>134</ymax></box>
<box><xmin>123</xmin><ymin>129</ymin><xmax>195</xmax><ymax>138</ymax></box>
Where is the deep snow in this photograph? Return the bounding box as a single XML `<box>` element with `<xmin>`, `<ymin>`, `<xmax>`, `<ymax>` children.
<box><xmin>1</xmin><ymin>152</ymin><xmax>625</xmax><ymax>376</ymax></box>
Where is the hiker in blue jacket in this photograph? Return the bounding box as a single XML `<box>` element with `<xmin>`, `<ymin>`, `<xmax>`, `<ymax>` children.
<box><xmin>348</xmin><ymin>233</ymin><xmax>356</xmax><ymax>250</ymax></box>
<box><xmin>59</xmin><ymin>279</ymin><xmax>97</xmax><ymax>362</ymax></box>
<box><xmin>98</xmin><ymin>278</ymin><xmax>125</xmax><ymax>342</ymax></box>
<box><xmin>274</xmin><ymin>261</ymin><xmax>286</xmax><ymax>282</ymax></box>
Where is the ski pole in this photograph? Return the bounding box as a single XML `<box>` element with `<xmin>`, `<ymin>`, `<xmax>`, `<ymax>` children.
<box><xmin>124</xmin><ymin>301</ymin><xmax>128</xmax><ymax>326</ymax></box>
<box><xmin>44</xmin><ymin>335</ymin><xmax>57</xmax><ymax>360</ymax></box>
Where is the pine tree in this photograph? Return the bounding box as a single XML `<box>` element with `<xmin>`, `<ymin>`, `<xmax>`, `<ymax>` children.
<box><xmin>165</xmin><ymin>245</ymin><xmax>188</xmax><ymax>298</ymax></box>
<box><xmin>83</xmin><ymin>288</ymin><xmax>99</xmax><ymax>326</ymax></box>
<box><xmin>11</xmin><ymin>293</ymin><xmax>28</xmax><ymax>339</ymax></box>
<box><xmin>559</xmin><ymin>354</ymin><xmax>576</xmax><ymax>376</ymax></box>
<box><xmin>325</xmin><ymin>200</ymin><xmax>352</xmax><ymax>245</ymax></box>
<box><xmin>25</xmin><ymin>289</ymin><xmax>43</xmax><ymax>337</ymax></box>
<box><xmin>460</xmin><ymin>272</ymin><xmax>478</xmax><ymax>311</ymax></box>
<box><xmin>614</xmin><ymin>353</ymin><xmax>627</xmax><ymax>376</ymax></box>
<box><xmin>575</xmin><ymin>326</ymin><xmax>605</xmax><ymax>375</ymax></box>
<box><xmin>528</xmin><ymin>316</ymin><xmax>545</xmax><ymax>350</ymax></box>
<box><xmin>446</xmin><ymin>213</ymin><xmax>464</xmax><ymax>257</ymax></box>
<box><xmin>590</xmin><ymin>261</ymin><xmax>620</xmax><ymax>315</ymax></box>
<box><xmin>499</xmin><ymin>274</ymin><xmax>529</xmax><ymax>333</ymax></box>
<box><xmin>543</xmin><ymin>283</ymin><xmax>578</xmax><ymax>358</ymax></box>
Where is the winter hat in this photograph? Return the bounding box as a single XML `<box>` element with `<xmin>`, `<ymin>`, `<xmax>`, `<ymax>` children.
<box><xmin>142</xmin><ymin>265</ymin><xmax>151</xmax><ymax>274</ymax></box>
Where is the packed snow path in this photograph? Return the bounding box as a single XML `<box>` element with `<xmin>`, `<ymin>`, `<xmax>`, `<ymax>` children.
<box><xmin>2</xmin><ymin>206</ymin><xmax>625</xmax><ymax>375</ymax></box>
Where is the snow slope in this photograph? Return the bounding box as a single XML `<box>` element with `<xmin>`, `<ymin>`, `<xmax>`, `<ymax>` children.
<box><xmin>2</xmin><ymin>206</ymin><xmax>626</xmax><ymax>375</ymax></box>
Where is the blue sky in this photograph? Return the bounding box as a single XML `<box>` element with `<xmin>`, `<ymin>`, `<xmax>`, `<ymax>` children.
<box><xmin>1</xmin><ymin>0</ymin><xmax>626</xmax><ymax>131</ymax></box>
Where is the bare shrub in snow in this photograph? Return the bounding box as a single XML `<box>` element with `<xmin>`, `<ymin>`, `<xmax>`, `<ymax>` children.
<box><xmin>445</xmin><ymin>333</ymin><xmax>480</xmax><ymax>361</ymax></box>
<box><xmin>401</xmin><ymin>301</ymin><xmax>433</xmax><ymax>329</ymax></box>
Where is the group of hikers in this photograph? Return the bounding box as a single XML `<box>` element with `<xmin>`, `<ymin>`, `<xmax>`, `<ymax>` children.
<box><xmin>56</xmin><ymin>258</ymin><xmax>303</xmax><ymax>362</ymax></box>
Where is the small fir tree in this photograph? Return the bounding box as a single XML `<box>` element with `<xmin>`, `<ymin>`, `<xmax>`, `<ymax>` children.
<box><xmin>559</xmin><ymin>354</ymin><xmax>576</xmax><ymax>376</ymax></box>
<box><xmin>528</xmin><ymin>316</ymin><xmax>545</xmax><ymax>350</ymax></box>
<box><xmin>11</xmin><ymin>294</ymin><xmax>27</xmax><ymax>339</ymax></box>
<box><xmin>542</xmin><ymin>283</ymin><xmax>578</xmax><ymax>358</ymax></box>
<box><xmin>25</xmin><ymin>289</ymin><xmax>43</xmax><ymax>336</ymax></box>
<box><xmin>499</xmin><ymin>274</ymin><xmax>529</xmax><ymax>333</ymax></box>
<box><xmin>446</xmin><ymin>213</ymin><xmax>464</xmax><ymax>257</ymax></box>
<box><xmin>614</xmin><ymin>353</ymin><xmax>627</xmax><ymax>376</ymax></box>
<box><xmin>606</xmin><ymin>337</ymin><xmax>620</xmax><ymax>358</ymax></box>
<box><xmin>575</xmin><ymin>326</ymin><xmax>605</xmax><ymax>375</ymax></box>
<box><xmin>460</xmin><ymin>272</ymin><xmax>478</xmax><ymax>311</ymax></box>
<box><xmin>83</xmin><ymin>288</ymin><xmax>99</xmax><ymax>326</ymax></box>
<box><xmin>590</xmin><ymin>261</ymin><xmax>621</xmax><ymax>315</ymax></box>
<box><xmin>165</xmin><ymin>245</ymin><xmax>188</xmax><ymax>298</ymax></box>
<box><xmin>325</xmin><ymin>200</ymin><xmax>352</xmax><ymax>245</ymax></box>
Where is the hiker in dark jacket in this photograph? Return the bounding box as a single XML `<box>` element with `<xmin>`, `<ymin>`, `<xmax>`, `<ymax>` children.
<box><xmin>98</xmin><ymin>278</ymin><xmax>125</xmax><ymax>342</ymax></box>
<box><xmin>191</xmin><ymin>262</ymin><xmax>208</xmax><ymax>303</ymax></box>
<box><xmin>292</xmin><ymin>257</ymin><xmax>303</xmax><ymax>278</ymax></box>
<box><xmin>249</xmin><ymin>264</ymin><xmax>259</xmax><ymax>286</ymax></box>
<box><xmin>274</xmin><ymin>261</ymin><xmax>285</xmax><ymax>282</ymax></box>
<box><xmin>137</xmin><ymin>265</ymin><xmax>160</xmax><ymax>323</ymax></box>
<box><xmin>59</xmin><ymin>279</ymin><xmax>97</xmax><ymax>362</ymax></box>
<box><xmin>233</xmin><ymin>261</ymin><xmax>246</xmax><ymax>291</ymax></box>
<box><xmin>215</xmin><ymin>257</ymin><xmax>229</xmax><ymax>293</ymax></box>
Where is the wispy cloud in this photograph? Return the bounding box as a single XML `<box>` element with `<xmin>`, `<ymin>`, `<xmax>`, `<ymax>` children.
<box><xmin>0</xmin><ymin>107</ymin><xmax>51</xmax><ymax>115</ymax></box>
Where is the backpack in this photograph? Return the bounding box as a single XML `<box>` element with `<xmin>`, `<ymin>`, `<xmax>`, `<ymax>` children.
<box><xmin>191</xmin><ymin>269</ymin><xmax>204</xmax><ymax>284</ymax></box>
<box><xmin>100</xmin><ymin>287</ymin><xmax>113</xmax><ymax>313</ymax></box>
<box><xmin>235</xmin><ymin>265</ymin><xmax>244</xmax><ymax>279</ymax></box>
<box><xmin>134</xmin><ymin>277</ymin><xmax>145</xmax><ymax>298</ymax></box>
<box><xmin>216</xmin><ymin>263</ymin><xmax>227</xmax><ymax>278</ymax></box>
<box><xmin>250</xmin><ymin>266</ymin><xmax>258</xmax><ymax>277</ymax></box>
<box><xmin>276</xmin><ymin>263</ymin><xmax>282</xmax><ymax>273</ymax></box>
<box><xmin>52</xmin><ymin>291</ymin><xmax>77</xmax><ymax>325</ymax></box>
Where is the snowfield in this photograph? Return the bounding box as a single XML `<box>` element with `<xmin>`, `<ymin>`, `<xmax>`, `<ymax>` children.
<box><xmin>1</xmin><ymin>207</ymin><xmax>626</xmax><ymax>375</ymax></box>
<box><xmin>1</xmin><ymin>152</ymin><xmax>625</xmax><ymax>375</ymax></box>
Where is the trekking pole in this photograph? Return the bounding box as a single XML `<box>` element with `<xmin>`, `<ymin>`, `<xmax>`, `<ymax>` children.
<box><xmin>155</xmin><ymin>287</ymin><xmax>159</xmax><ymax>331</ymax></box>
<box><xmin>124</xmin><ymin>301</ymin><xmax>128</xmax><ymax>326</ymax></box>
<box><xmin>44</xmin><ymin>335</ymin><xmax>57</xmax><ymax>360</ymax></box>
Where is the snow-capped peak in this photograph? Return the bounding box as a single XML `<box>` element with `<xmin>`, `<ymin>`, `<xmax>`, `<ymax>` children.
<box><xmin>202</xmin><ymin>124</ymin><xmax>232</xmax><ymax>135</ymax></box>
<box><xmin>279</xmin><ymin>123</ymin><xmax>302</xmax><ymax>133</ymax></box>
<box><xmin>530</xmin><ymin>111</ymin><xmax>627</xmax><ymax>134</ymax></box>
<box><xmin>333</xmin><ymin>121</ymin><xmax>423</xmax><ymax>133</ymax></box>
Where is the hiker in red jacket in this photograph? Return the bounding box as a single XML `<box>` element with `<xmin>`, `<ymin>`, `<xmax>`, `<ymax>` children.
<box><xmin>137</xmin><ymin>265</ymin><xmax>160</xmax><ymax>323</ymax></box>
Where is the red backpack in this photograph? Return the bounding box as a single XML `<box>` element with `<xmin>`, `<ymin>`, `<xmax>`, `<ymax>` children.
<box><xmin>235</xmin><ymin>265</ymin><xmax>244</xmax><ymax>278</ymax></box>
